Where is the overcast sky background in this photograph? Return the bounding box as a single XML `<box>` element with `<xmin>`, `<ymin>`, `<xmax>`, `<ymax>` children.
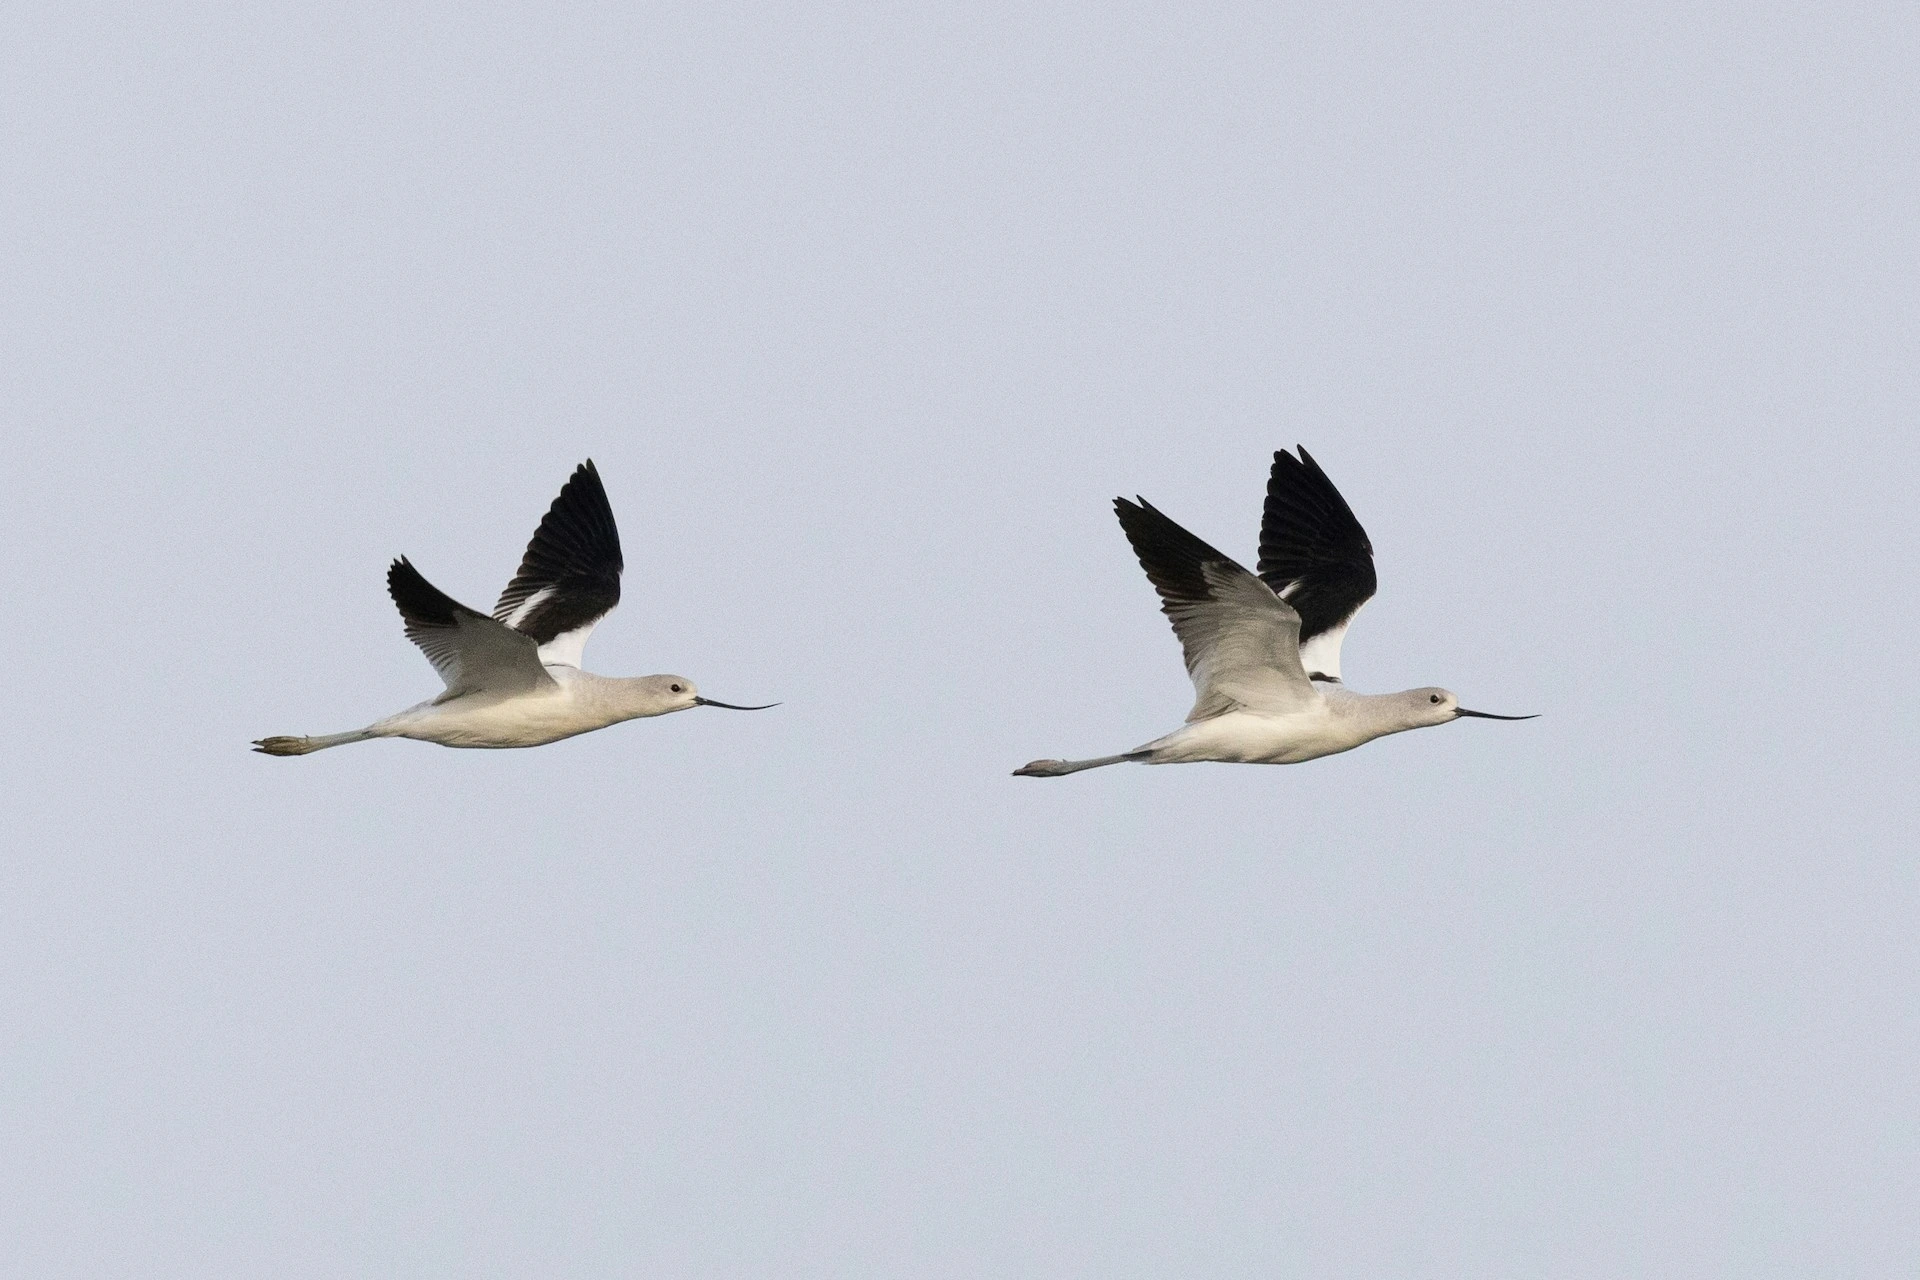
<box><xmin>4</xmin><ymin>3</ymin><xmax>1917</xmax><ymax>1276</ymax></box>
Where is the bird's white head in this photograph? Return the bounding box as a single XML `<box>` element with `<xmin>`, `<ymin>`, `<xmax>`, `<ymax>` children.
<box><xmin>1409</xmin><ymin>687</ymin><xmax>1461</xmax><ymax>727</ymax></box>
<box><xmin>635</xmin><ymin>675</ymin><xmax>703</xmax><ymax>714</ymax></box>
<box><xmin>1406</xmin><ymin>687</ymin><xmax>1538</xmax><ymax>729</ymax></box>
<box><xmin>630</xmin><ymin>674</ymin><xmax>779</xmax><ymax>717</ymax></box>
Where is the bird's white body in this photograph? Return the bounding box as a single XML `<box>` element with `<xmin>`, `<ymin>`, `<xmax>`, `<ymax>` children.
<box><xmin>1020</xmin><ymin>679</ymin><xmax>1467</xmax><ymax>776</ymax></box>
<box><xmin>1136</xmin><ymin>683</ymin><xmax>1424</xmax><ymax>766</ymax></box>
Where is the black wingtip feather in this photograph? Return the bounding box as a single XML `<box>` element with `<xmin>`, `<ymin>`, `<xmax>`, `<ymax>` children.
<box><xmin>387</xmin><ymin>556</ymin><xmax>467</xmax><ymax>628</ymax></box>
<box><xmin>492</xmin><ymin>461</ymin><xmax>625</xmax><ymax>643</ymax></box>
<box><xmin>1257</xmin><ymin>446</ymin><xmax>1377</xmax><ymax>641</ymax></box>
<box><xmin>1113</xmin><ymin>496</ymin><xmax>1251</xmax><ymax>612</ymax></box>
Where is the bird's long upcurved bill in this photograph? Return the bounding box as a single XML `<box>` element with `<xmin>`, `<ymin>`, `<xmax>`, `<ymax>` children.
<box><xmin>694</xmin><ymin>697</ymin><xmax>779</xmax><ymax>710</ymax></box>
<box><xmin>1454</xmin><ymin>708</ymin><xmax>1538</xmax><ymax>720</ymax></box>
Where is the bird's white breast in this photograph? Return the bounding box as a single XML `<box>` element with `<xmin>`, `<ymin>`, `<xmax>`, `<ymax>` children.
<box><xmin>384</xmin><ymin>679</ymin><xmax>617</xmax><ymax>749</ymax></box>
<box><xmin>1140</xmin><ymin>687</ymin><xmax>1403</xmax><ymax>766</ymax></box>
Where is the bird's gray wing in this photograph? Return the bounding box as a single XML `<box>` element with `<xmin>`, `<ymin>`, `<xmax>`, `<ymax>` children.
<box><xmin>389</xmin><ymin>558</ymin><xmax>556</xmax><ymax>699</ymax></box>
<box><xmin>1114</xmin><ymin>497</ymin><xmax>1316</xmax><ymax>721</ymax></box>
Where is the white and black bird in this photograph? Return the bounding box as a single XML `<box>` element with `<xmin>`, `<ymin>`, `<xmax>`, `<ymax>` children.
<box><xmin>1014</xmin><ymin>447</ymin><xmax>1534</xmax><ymax>777</ymax></box>
<box><xmin>255</xmin><ymin>461</ymin><xmax>774</xmax><ymax>755</ymax></box>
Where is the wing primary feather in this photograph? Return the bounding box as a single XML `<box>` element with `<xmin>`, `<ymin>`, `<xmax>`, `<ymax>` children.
<box><xmin>388</xmin><ymin>556</ymin><xmax>467</xmax><ymax>631</ymax></box>
<box><xmin>493</xmin><ymin>460</ymin><xmax>625</xmax><ymax>658</ymax></box>
<box><xmin>1256</xmin><ymin>445</ymin><xmax>1377</xmax><ymax>677</ymax></box>
<box><xmin>1114</xmin><ymin>495</ymin><xmax>1245</xmax><ymax>617</ymax></box>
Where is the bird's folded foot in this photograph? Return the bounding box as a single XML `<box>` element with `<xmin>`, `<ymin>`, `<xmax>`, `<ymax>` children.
<box><xmin>253</xmin><ymin>736</ymin><xmax>314</xmax><ymax>756</ymax></box>
<box><xmin>1013</xmin><ymin>759</ymin><xmax>1069</xmax><ymax>777</ymax></box>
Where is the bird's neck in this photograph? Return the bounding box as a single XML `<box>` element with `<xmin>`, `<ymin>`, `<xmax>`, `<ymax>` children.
<box><xmin>557</xmin><ymin>670</ymin><xmax>652</xmax><ymax>720</ymax></box>
<box><xmin>601</xmin><ymin>673</ymin><xmax>684</xmax><ymax>721</ymax></box>
<box><xmin>1332</xmin><ymin>688</ymin><xmax>1431</xmax><ymax>740</ymax></box>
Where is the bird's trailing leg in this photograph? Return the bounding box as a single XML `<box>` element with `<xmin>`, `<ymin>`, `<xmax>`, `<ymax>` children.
<box><xmin>1012</xmin><ymin>751</ymin><xmax>1148</xmax><ymax>778</ymax></box>
<box><xmin>253</xmin><ymin>729</ymin><xmax>379</xmax><ymax>756</ymax></box>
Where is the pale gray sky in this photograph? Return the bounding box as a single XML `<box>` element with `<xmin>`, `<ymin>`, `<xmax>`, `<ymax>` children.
<box><xmin>4</xmin><ymin>3</ymin><xmax>1916</xmax><ymax>1276</ymax></box>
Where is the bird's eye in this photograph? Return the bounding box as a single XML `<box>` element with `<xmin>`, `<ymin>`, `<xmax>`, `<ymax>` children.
<box><xmin>1430</xmin><ymin>694</ymin><xmax>1441</xmax><ymax>703</ymax></box>
<box><xmin>671</xmin><ymin>684</ymin><xmax>684</xmax><ymax>693</ymax></box>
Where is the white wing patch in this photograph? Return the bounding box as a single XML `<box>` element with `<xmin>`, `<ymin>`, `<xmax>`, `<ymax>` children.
<box><xmin>498</xmin><ymin>582</ymin><xmax>609</xmax><ymax>667</ymax></box>
<box><xmin>536</xmin><ymin>621</ymin><xmax>598</xmax><ymax>669</ymax></box>
<box><xmin>1297</xmin><ymin>607</ymin><xmax>1361</xmax><ymax>681</ymax></box>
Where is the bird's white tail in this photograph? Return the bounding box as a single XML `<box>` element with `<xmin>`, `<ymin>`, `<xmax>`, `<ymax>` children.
<box><xmin>1012</xmin><ymin>751</ymin><xmax>1148</xmax><ymax>778</ymax></box>
<box><xmin>252</xmin><ymin>729</ymin><xmax>378</xmax><ymax>756</ymax></box>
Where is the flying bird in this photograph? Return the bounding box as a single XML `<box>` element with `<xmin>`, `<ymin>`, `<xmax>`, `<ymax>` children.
<box><xmin>1014</xmin><ymin>447</ymin><xmax>1534</xmax><ymax>777</ymax></box>
<box><xmin>255</xmin><ymin>460</ymin><xmax>774</xmax><ymax>755</ymax></box>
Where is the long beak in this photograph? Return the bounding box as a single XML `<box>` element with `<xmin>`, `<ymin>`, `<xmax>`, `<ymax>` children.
<box><xmin>694</xmin><ymin>697</ymin><xmax>779</xmax><ymax>711</ymax></box>
<box><xmin>1454</xmin><ymin>708</ymin><xmax>1539</xmax><ymax>721</ymax></box>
